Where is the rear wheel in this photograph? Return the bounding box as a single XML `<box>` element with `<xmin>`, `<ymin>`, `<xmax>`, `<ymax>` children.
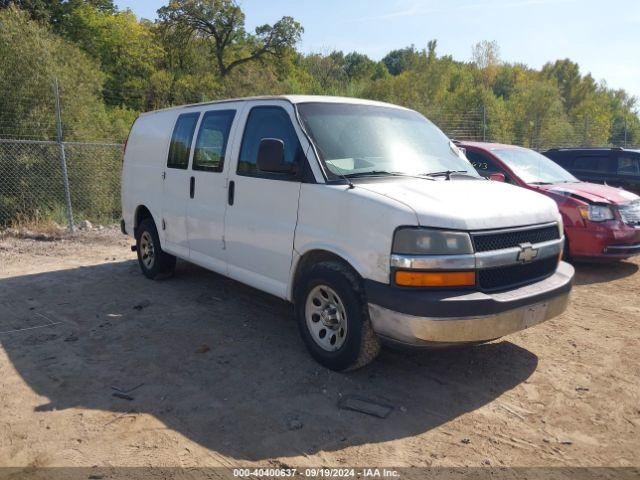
<box><xmin>295</xmin><ymin>261</ymin><xmax>380</xmax><ymax>371</ymax></box>
<box><xmin>135</xmin><ymin>218</ymin><xmax>176</xmax><ymax>280</ymax></box>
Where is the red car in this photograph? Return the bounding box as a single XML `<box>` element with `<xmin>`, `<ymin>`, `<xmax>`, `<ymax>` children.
<box><xmin>459</xmin><ymin>142</ymin><xmax>640</xmax><ymax>261</ymax></box>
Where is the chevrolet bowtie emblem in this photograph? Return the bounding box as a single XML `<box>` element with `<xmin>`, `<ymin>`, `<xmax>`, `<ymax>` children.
<box><xmin>517</xmin><ymin>242</ymin><xmax>539</xmax><ymax>263</ymax></box>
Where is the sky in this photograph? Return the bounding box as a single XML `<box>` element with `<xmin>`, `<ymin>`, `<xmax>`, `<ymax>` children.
<box><xmin>114</xmin><ymin>0</ymin><xmax>640</xmax><ymax>100</ymax></box>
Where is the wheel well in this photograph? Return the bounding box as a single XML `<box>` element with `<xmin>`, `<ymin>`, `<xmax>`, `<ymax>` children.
<box><xmin>134</xmin><ymin>205</ymin><xmax>153</xmax><ymax>235</ymax></box>
<box><xmin>291</xmin><ymin>250</ymin><xmax>361</xmax><ymax>299</ymax></box>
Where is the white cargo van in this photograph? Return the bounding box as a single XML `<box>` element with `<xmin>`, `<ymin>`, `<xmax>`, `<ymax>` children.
<box><xmin>121</xmin><ymin>95</ymin><xmax>573</xmax><ymax>370</ymax></box>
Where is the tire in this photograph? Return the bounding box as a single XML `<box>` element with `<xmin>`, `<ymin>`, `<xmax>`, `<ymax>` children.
<box><xmin>135</xmin><ymin>218</ymin><xmax>176</xmax><ymax>280</ymax></box>
<box><xmin>294</xmin><ymin>261</ymin><xmax>380</xmax><ymax>371</ymax></box>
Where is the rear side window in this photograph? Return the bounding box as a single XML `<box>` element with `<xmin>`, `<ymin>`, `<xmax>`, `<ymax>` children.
<box><xmin>617</xmin><ymin>156</ymin><xmax>640</xmax><ymax>176</ymax></box>
<box><xmin>167</xmin><ymin>113</ymin><xmax>199</xmax><ymax>169</ymax></box>
<box><xmin>572</xmin><ymin>155</ymin><xmax>611</xmax><ymax>173</ymax></box>
<box><xmin>237</xmin><ymin>106</ymin><xmax>303</xmax><ymax>178</ymax></box>
<box><xmin>193</xmin><ymin>110</ymin><xmax>236</xmax><ymax>172</ymax></box>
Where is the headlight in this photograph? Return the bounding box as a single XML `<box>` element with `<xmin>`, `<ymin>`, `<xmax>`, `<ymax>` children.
<box><xmin>578</xmin><ymin>205</ymin><xmax>614</xmax><ymax>222</ymax></box>
<box><xmin>393</xmin><ymin>228</ymin><xmax>473</xmax><ymax>255</ymax></box>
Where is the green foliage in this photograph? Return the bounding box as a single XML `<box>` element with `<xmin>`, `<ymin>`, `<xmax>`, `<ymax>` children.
<box><xmin>0</xmin><ymin>6</ymin><xmax>117</xmax><ymax>140</ymax></box>
<box><xmin>382</xmin><ymin>45</ymin><xmax>422</xmax><ymax>76</ymax></box>
<box><xmin>0</xmin><ymin>0</ymin><xmax>116</xmax><ymax>27</ymax></box>
<box><xmin>61</xmin><ymin>6</ymin><xmax>163</xmax><ymax>109</ymax></box>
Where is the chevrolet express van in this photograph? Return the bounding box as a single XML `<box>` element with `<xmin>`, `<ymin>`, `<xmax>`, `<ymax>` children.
<box><xmin>121</xmin><ymin>96</ymin><xmax>574</xmax><ymax>370</ymax></box>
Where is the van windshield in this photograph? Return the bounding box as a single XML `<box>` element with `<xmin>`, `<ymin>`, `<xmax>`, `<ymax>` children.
<box><xmin>296</xmin><ymin>103</ymin><xmax>477</xmax><ymax>180</ymax></box>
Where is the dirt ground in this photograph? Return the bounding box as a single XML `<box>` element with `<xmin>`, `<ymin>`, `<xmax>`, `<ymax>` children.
<box><xmin>0</xmin><ymin>227</ymin><xmax>639</xmax><ymax>470</ymax></box>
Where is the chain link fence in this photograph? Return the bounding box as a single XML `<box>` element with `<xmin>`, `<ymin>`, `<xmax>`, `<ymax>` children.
<box><xmin>0</xmin><ymin>139</ymin><xmax>123</xmax><ymax>228</ymax></box>
<box><xmin>1</xmin><ymin>85</ymin><xmax>639</xmax><ymax>229</ymax></box>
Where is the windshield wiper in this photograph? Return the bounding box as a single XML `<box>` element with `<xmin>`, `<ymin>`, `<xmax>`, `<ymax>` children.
<box><xmin>344</xmin><ymin>170</ymin><xmax>434</xmax><ymax>180</ymax></box>
<box><xmin>421</xmin><ymin>170</ymin><xmax>471</xmax><ymax>180</ymax></box>
<box><xmin>529</xmin><ymin>181</ymin><xmax>554</xmax><ymax>185</ymax></box>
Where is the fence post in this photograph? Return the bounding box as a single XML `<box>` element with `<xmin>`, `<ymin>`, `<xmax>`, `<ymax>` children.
<box><xmin>582</xmin><ymin>115</ymin><xmax>589</xmax><ymax>147</ymax></box>
<box><xmin>482</xmin><ymin>105</ymin><xmax>487</xmax><ymax>142</ymax></box>
<box><xmin>53</xmin><ymin>78</ymin><xmax>74</xmax><ymax>232</ymax></box>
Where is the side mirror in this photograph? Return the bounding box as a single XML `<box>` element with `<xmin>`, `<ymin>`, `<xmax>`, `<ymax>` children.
<box><xmin>489</xmin><ymin>172</ymin><xmax>506</xmax><ymax>182</ymax></box>
<box><xmin>257</xmin><ymin>138</ymin><xmax>294</xmax><ymax>174</ymax></box>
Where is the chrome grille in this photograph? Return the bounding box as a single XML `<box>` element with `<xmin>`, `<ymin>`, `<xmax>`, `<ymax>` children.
<box><xmin>472</xmin><ymin>224</ymin><xmax>560</xmax><ymax>252</ymax></box>
<box><xmin>619</xmin><ymin>200</ymin><xmax>640</xmax><ymax>226</ymax></box>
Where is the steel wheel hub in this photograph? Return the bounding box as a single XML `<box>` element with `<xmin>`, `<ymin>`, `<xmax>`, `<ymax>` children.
<box><xmin>305</xmin><ymin>285</ymin><xmax>348</xmax><ymax>352</ymax></box>
<box><xmin>140</xmin><ymin>231</ymin><xmax>155</xmax><ymax>269</ymax></box>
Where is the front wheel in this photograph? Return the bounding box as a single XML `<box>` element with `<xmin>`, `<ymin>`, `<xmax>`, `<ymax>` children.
<box><xmin>294</xmin><ymin>261</ymin><xmax>380</xmax><ymax>371</ymax></box>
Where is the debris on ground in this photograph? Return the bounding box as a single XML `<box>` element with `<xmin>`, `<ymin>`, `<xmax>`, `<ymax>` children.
<box><xmin>337</xmin><ymin>395</ymin><xmax>394</xmax><ymax>419</ymax></box>
<box><xmin>111</xmin><ymin>383</ymin><xmax>144</xmax><ymax>394</ymax></box>
<box><xmin>195</xmin><ymin>344</ymin><xmax>210</xmax><ymax>353</ymax></box>
<box><xmin>132</xmin><ymin>300</ymin><xmax>151</xmax><ymax>311</ymax></box>
<box><xmin>287</xmin><ymin>419</ymin><xmax>303</xmax><ymax>431</ymax></box>
<box><xmin>112</xmin><ymin>392</ymin><xmax>134</xmax><ymax>401</ymax></box>
<box><xmin>77</xmin><ymin>220</ymin><xmax>93</xmax><ymax>230</ymax></box>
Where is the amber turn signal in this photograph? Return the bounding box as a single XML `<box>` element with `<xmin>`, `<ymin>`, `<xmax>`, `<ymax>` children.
<box><xmin>395</xmin><ymin>270</ymin><xmax>476</xmax><ymax>287</ymax></box>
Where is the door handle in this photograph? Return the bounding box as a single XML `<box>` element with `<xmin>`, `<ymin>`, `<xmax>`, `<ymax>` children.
<box><xmin>228</xmin><ymin>180</ymin><xmax>235</xmax><ymax>206</ymax></box>
<box><xmin>190</xmin><ymin>176</ymin><xmax>195</xmax><ymax>199</ymax></box>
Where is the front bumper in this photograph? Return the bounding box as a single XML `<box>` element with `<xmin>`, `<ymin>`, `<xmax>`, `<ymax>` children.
<box><xmin>567</xmin><ymin>222</ymin><xmax>640</xmax><ymax>260</ymax></box>
<box><xmin>365</xmin><ymin>261</ymin><xmax>574</xmax><ymax>347</ymax></box>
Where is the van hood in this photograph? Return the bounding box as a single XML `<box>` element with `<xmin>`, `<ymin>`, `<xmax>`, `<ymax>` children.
<box><xmin>357</xmin><ymin>178</ymin><xmax>560</xmax><ymax>231</ymax></box>
<box><xmin>534</xmin><ymin>181</ymin><xmax>640</xmax><ymax>205</ymax></box>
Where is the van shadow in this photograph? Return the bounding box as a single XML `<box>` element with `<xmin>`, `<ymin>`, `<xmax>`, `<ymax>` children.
<box><xmin>0</xmin><ymin>260</ymin><xmax>538</xmax><ymax>461</ymax></box>
<box><xmin>572</xmin><ymin>259</ymin><xmax>639</xmax><ymax>286</ymax></box>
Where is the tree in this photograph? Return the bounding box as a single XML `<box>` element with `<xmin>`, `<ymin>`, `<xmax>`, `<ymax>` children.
<box><xmin>381</xmin><ymin>45</ymin><xmax>421</xmax><ymax>76</ymax></box>
<box><xmin>427</xmin><ymin>39</ymin><xmax>437</xmax><ymax>63</ymax></box>
<box><xmin>542</xmin><ymin>59</ymin><xmax>596</xmax><ymax>112</ymax></box>
<box><xmin>61</xmin><ymin>5</ymin><xmax>163</xmax><ymax>109</ymax></box>
<box><xmin>157</xmin><ymin>0</ymin><xmax>303</xmax><ymax>77</ymax></box>
<box><xmin>0</xmin><ymin>0</ymin><xmax>115</xmax><ymax>28</ymax></box>
<box><xmin>471</xmin><ymin>40</ymin><xmax>501</xmax><ymax>87</ymax></box>
<box><xmin>508</xmin><ymin>79</ymin><xmax>572</xmax><ymax>149</ymax></box>
<box><xmin>344</xmin><ymin>52</ymin><xmax>376</xmax><ymax>80</ymax></box>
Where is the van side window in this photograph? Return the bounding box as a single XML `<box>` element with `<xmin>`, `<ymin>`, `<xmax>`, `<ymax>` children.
<box><xmin>167</xmin><ymin>113</ymin><xmax>199</xmax><ymax>169</ymax></box>
<box><xmin>193</xmin><ymin>110</ymin><xmax>236</xmax><ymax>172</ymax></box>
<box><xmin>237</xmin><ymin>106</ymin><xmax>303</xmax><ymax>178</ymax></box>
<box><xmin>617</xmin><ymin>156</ymin><xmax>640</xmax><ymax>176</ymax></box>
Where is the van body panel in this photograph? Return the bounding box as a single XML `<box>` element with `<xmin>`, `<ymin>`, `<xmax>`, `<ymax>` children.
<box><xmin>356</xmin><ymin>178</ymin><xmax>562</xmax><ymax>231</ymax></box>
<box><xmin>292</xmin><ymin>184</ymin><xmax>419</xmax><ymax>292</ymax></box>
<box><xmin>185</xmin><ymin>102</ymin><xmax>245</xmax><ymax>274</ymax></box>
<box><xmin>223</xmin><ymin>100</ymin><xmax>311</xmax><ymax>298</ymax></box>
<box><xmin>122</xmin><ymin>110</ymin><xmax>176</xmax><ymax>240</ymax></box>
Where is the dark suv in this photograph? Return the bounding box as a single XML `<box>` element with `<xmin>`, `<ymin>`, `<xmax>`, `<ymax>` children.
<box><xmin>542</xmin><ymin>148</ymin><xmax>640</xmax><ymax>195</ymax></box>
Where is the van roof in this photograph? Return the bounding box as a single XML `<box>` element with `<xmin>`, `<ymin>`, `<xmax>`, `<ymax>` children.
<box><xmin>138</xmin><ymin>95</ymin><xmax>412</xmax><ymax>117</ymax></box>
